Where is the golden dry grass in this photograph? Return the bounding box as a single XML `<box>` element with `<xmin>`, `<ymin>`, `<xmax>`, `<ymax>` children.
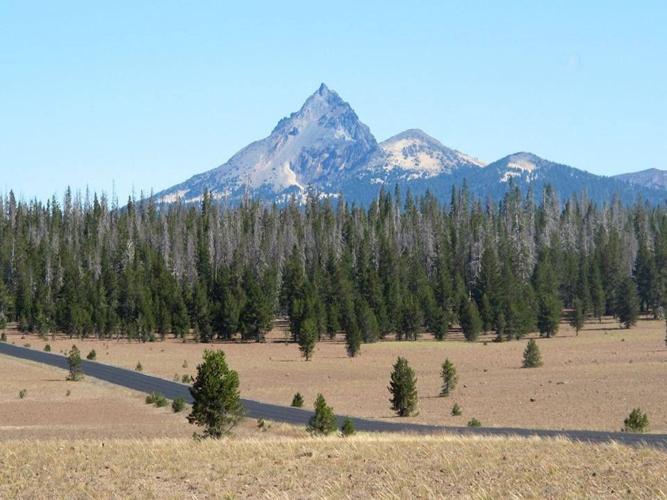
<box><xmin>0</xmin><ymin>434</ymin><xmax>666</xmax><ymax>499</ymax></box>
<box><xmin>5</xmin><ymin>317</ymin><xmax>667</xmax><ymax>432</ymax></box>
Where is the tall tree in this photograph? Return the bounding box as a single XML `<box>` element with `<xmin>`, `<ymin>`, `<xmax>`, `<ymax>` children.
<box><xmin>388</xmin><ymin>357</ymin><xmax>418</xmax><ymax>417</ymax></box>
<box><xmin>188</xmin><ymin>350</ymin><xmax>244</xmax><ymax>438</ymax></box>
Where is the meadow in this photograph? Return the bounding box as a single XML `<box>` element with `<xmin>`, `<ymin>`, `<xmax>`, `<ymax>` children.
<box><xmin>4</xmin><ymin>316</ymin><xmax>666</xmax><ymax>433</ymax></box>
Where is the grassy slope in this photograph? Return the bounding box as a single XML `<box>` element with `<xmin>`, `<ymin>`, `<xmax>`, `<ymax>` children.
<box><xmin>1</xmin><ymin>434</ymin><xmax>666</xmax><ymax>499</ymax></box>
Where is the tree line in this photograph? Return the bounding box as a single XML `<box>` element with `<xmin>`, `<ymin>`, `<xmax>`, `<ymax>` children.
<box><xmin>0</xmin><ymin>184</ymin><xmax>665</xmax><ymax>356</ymax></box>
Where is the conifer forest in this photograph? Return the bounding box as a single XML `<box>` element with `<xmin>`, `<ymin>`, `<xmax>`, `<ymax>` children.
<box><xmin>0</xmin><ymin>185</ymin><xmax>664</xmax><ymax>356</ymax></box>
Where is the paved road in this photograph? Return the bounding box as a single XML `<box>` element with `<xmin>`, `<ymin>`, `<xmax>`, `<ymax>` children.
<box><xmin>2</xmin><ymin>341</ymin><xmax>666</xmax><ymax>448</ymax></box>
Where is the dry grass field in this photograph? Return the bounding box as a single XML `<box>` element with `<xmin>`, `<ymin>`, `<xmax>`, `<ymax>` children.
<box><xmin>1</xmin><ymin>434</ymin><xmax>666</xmax><ymax>499</ymax></box>
<box><xmin>4</xmin><ymin>316</ymin><xmax>667</xmax><ymax>432</ymax></box>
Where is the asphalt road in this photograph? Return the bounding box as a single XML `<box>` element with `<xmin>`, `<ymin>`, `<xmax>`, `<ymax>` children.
<box><xmin>2</xmin><ymin>341</ymin><xmax>666</xmax><ymax>448</ymax></box>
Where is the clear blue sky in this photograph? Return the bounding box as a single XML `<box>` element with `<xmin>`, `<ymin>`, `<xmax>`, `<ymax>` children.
<box><xmin>1</xmin><ymin>1</ymin><xmax>665</xmax><ymax>202</ymax></box>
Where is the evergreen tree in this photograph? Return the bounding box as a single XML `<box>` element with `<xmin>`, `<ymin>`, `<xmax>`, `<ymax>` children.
<box><xmin>341</xmin><ymin>417</ymin><xmax>355</xmax><ymax>436</ymax></box>
<box><xmin>494</xmin><ymin>310</ymin><xmax>506</xmax><ymax>342</ymax></box>
<box><xmin>307</xmin><ymin>394</ymin><xmax>337</xmax><ymax>435</ymax></box>
<box><xmin>568</xmin><ymin>298</ymin><xmax>585</xmax><ymax>335</ymax></box>
<box><xmin>537</xmin><ymin>292</ymin><xmax>561</xmax><ymax>338</ymax></box>
<box><xmin>345</xmin><ymin>322</ymin><xmax>362</xmax><ymax>358</ymax></box>
<box><xmin>460</xmin><ymin>299</ymin><xmax>482</xmax><ymax>342</ymax></box>
<box><xmin>66</xmin><ymin>345</ymin><xmax>83</xmax><ymax>381</ymax></box>
<box><xmin>522</xmin><ymin>339</ymin><xmax>543</xmax><ymax>368</ymax></box>
<box><xmin>192</xmin><ymin>280</ymin><xmax>212</xmax><ymax>342</ymax></box>
<box><xmin>298</xmin><ymin>316</ymin><xmax>317</xmax><ymax>361</ymax></box>
<box><xmin>589</xmin><ymin>260</ymin><xmax>606</xmax><ymax>322</ymax></box>
<box><xmin>388</xmin><ymin>357</ymin><xmax>418</xmax><ymax>417</ymax></box>
<box><xmin>357</xmin><ymin>299</ymin><xmax>379</xmax><ymax>343</ymax></box>
<box><xmin>188</xmin><ymin>350</ymin><xmax>244</xmax><ymax>438</ymax></box>
<box><xmin>291</xmin><ymin>392</ymin><xmax>304</xmax><ymax>408</ymax></box>
<box><xmin>439</xmin><ymin>358</ymin><xmax>457</xmax><ymax>397</ymax></box>
<box><xmin>616</xmin><ymin>277</ymin><xmax>640</xmax><ymax>329</ymax></box>
<box><xmin>398</xmin><ymin>294</ymin><xmax>422</xmax><ymax>341</ymax></box>
<box><xmin>238</xmin><ymin>270</ymin><xmax>272</xmax><ymax>342</ymax></box>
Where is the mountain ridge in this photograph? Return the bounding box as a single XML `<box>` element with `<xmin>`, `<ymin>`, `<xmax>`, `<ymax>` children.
<box><xmin>155</xmin><ymin>85</ymin><xmax>667</xmax><ymax>206</ymax></box>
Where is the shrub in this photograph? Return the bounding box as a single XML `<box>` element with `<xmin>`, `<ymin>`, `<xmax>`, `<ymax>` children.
<box><xmin>182</xmin><ymin>360</ymin><xmax>188</xmax><ymax>369</ymax></box>
<box><xmin>181</xmin><ymin>374</ymin><xmax>193</xmax><ymax>384</ymax></box>
<box><xmin>0</xmin><ymin>332</ymin><xmax>6</xmax><ymax>342</ymax></box>
<box><xmin>173</xmin><ymin>373</ymin><xmax>180</xmax><ymax>382</ymax></box>
<box><xmin>623</xmin><ymin>408</ymin><xmax>649</xmax><ymax>433</ymax></box>
<box><xmin>172</xmin><ymin>397</ymin><xmax>186</xmax><ymax>413</ymax></box>
<box><xmin>451</xmin><ymin>403</ymin><xmax>462</xmax><ymax>416</ymax></box>
<box><xmin>440</xmin><ymin>358</ymin><xmax>457</xmax><ymax>397</ymax></box>
<box><xmin>66</xmin><ymin>390</ymin><xmax>71</xmax><ymax>397</ymax></box>
<box><xmin>154</xmin><ymin>394</ymin><xmax>168</xmax><ymax>407</ymax></box>
<box><xmin>522</xmin><ymin>339</ymin><xmax>543</xmax><ymax>368</ymax></box>
<box><xmin>341</xmin><ymin>417</ymin><xmax>355</xmax><ymax>437</ymax></box>
<box><xmin>67</xmin><ymin>345</ymin><xmax>83</xmax><ymax>381</ymax></box>
<box><xmin>135</xmin><ymin>362</ymin><xmax>143</xmax><ymax>372</ymax></box>
<box><xmin>18</xmin><ymin>389</ymin><xmax>27</xmax><ymax>399</ymax></box>
<box><xmin>291</xmin><ymin>392</ymin><xmax>304</xmax><ymax>408</ymax></box>
<box><xmin>44</xmin><ymin>344</ymin><xmax>51</xmax><ymax>352</ymax></box>
<box><xmin>188</xmin><ymin>350</ymin><xmax>244</xmax><ymax>438</ymax></box>
<box><xmin>86</xmin><ymin>349</ymin><xmax>96</xmax><ymax>360</ymax></box>
<box><xmin>467</xmin><ymin>417</ymin><xmax>482</xmax><ymax>428</ymax></box>
<box><xmin>145</xmin><ymin>392</ymin><xmax>168</xmax><ymax>407</ymax></box>
<box><xmin>388</xmin><ymin>357</ymin><xmax>418</xmax><ymax>417</ymax></box>
<box><xmin>307</xmin><ymin>393</ymin><xmax>337</xmax><ymax>435</ymax></box>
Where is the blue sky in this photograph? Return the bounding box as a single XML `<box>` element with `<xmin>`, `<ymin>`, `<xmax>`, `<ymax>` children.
<box><xmin>1</xmin><ymin>1</ymin><xmax>665</xmax><ymax>202</ymax></box>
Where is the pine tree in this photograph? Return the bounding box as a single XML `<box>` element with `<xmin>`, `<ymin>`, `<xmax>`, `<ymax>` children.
<box><xmin>388</xmin><ymin>357</ymin><xmax>418</xmax><ymax>417</ymax></box>
<box><xmin>192</xmin><ymin>280</ymin><xmax>212</xmax><ymax>343</ymax></box>
<box><xmin>460</xmin><ymin>299</ymin><xmax>482</xmax><ymax>342</ymax></box>
<box><xmin>345</xmin><ymin>323</ymin><xmax>362</xmax><ymax>357</ymax></box>
<box><xmin>341</xmin><ymin>417</ymin><xmax>355</xmax><ymax>436</ymax></box>
<box><xmin>439</xmin><ymin>358</ymin><xmax>457</xmax><ymax>397</ymax></box>
<box><xmin>522</xmin><ymin>339</ymin><xmax>543</xmax><ymax>368</ymax></box>
<box><xmin>494</xmin><ymin>310</ymin><xmax>506</xmax><ymax>342</ymax></box>
<box><xmin>291</xmin><ymin>392</ymin><xmax>304</xmax><ymax>408</ymax></box>
<box><xmin>616</xmin><ymin>277</ymin><xmax>640</xmax><ymax>329</ymax></box>
<box><xmin>298</xmin><ymin>316</ymin><xmax>317</xmax><ymax>361</ymax></box>
<box><xmin>238</xmin><ymin>270</ymin><xmax>272</xmax><ymax>342</ymax></box>
<box><xmin>398</xmin><ymin>294</ymin><xmax>422</xmax><ymax>341</ymax></box>
<box><xmin>66</xmin><ymin>345</ymin><xmax>83</xmax><ymax>381</ymax></box>
<box><xmin>307</xmin><ymin>394</ymin><xmax>337</xmax><ymax>435</ymax></box>
<box><xmin>568</xmin><ymin>298</ymin><xmax>585</xmax><ymax>335</ymax></box>
<box><xmin>188</xmin><ymin>350</ymin><xmax>244</xmax><ymax>438</ymax></box>
<box><xmin>537</xmin><ymin>292</ymin><xmax>561</xmax><ymax>338</ymax></box>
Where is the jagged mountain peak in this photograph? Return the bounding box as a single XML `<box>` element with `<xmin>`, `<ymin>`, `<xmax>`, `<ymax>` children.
<box><xmin>157</xmin><ymin>84</ymin><xmax>377</xmax><ymax>203</ymax></box>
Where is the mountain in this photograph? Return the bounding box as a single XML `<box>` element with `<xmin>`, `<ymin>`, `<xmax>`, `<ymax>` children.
<box><xmin>378</xmin><ymin>128</ymin><xmax>485</xmax><ymax>179</ymax></box>
<box><xmin>460</xmin><ymin>152</ymin><xmax>663</xmax><ymax>203</ymax></box>
<box><xmin>157</xmin><ymin>83</ymin><xmax>377</xmax><ymax>204</ymax></box>
<box><xmin>156</xmin><ymin>84</ymin><xmax>667</xmax><ymax>206</ymax></box>
<box><xmin>615</xmin><ymin>168</ymin><xmax>667</xmax><ymax>190</ymax></box>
